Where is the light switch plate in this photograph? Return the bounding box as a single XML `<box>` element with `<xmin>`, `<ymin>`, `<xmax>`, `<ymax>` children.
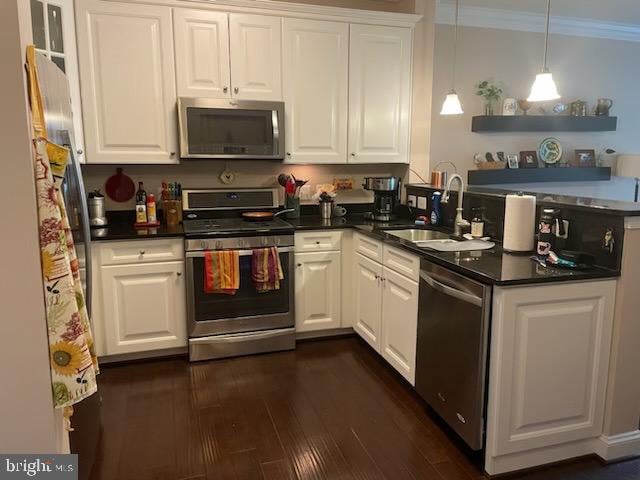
<box><xmin>417</xmin><ymin>196</ymin><xmax>427</xmax><ymax>210</ymax></box>
<box><xmin>408</xmin><ymin>195</ymin><xmax>417</xmax><ymax>207</ymax></box>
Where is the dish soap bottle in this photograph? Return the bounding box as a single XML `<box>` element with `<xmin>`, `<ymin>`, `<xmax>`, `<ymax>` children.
<box><xmin>471</xmin><ymin>207</ymin><xmax>485</xmax><ymax>238</ymax></box>
<box><xmin>430</xmin><ymin>192</ymin><xmax>442</xmax><ymax>226</ymax></box>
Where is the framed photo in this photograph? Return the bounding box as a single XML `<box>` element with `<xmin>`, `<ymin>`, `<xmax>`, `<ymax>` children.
<box><xmin>506</xmin><ymin>154</ymin><xmax>519</xmax><ymax>169</ymax></box>
<box><xmin>572</xmin><ymin>149</ymin><xmax>596</xmax><ymax>168</ymax></box>
<box><xmin>519</xmin><ymin>151</ymin><xmax>539</xmax><ymax>169</ymax></box>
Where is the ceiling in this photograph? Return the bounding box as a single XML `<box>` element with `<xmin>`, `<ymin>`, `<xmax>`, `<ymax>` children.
<box><xmin>438</xmin><ymin>0</ymin><xmax>640</xmax><ymax>25</ymax></box>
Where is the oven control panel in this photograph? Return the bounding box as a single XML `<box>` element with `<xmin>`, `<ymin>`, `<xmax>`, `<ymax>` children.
<box><xmin>185</xmin><ymin>235</ymin><xmax>294</xmax><ymax>252</ymax></box>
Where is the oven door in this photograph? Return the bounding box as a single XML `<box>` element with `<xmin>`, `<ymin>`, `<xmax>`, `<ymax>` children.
<box><xmin>178</xmin><ymin>98</ymin><xmax>284</xmax><ymax>159</ymax></box>
<box><xmin>186</xmin><ymin>247</ymin><xmax>294</xmax><ymax>337</ymax></box>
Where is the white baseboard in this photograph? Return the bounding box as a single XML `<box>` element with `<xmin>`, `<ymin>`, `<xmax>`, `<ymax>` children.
<box><xmin>595</xmin><ymin>430</ymin><xmax>640</xmax><ymax>461</ymax></box>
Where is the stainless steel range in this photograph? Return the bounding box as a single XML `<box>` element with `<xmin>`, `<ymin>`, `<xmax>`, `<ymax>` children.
<box><xmin>182</xmin><ymin>188</ymin><xmax>295</xmax><ymax>361</ymax></box>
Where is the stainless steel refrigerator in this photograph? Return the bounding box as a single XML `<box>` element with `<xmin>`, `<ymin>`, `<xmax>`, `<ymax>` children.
<box><xmin>36</xmin><ymin>52</ymin><xmax>101</xmax><ymax>480</ymax></box>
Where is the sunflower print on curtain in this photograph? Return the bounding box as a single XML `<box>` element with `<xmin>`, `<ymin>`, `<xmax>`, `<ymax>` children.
<box><xmin>34</xmin><ymin>138</ymin><xmax>98</xmax><ymax>408</ymax></box>
<box><xmin>26</xmin><ymin>44</ymin><xmax>98</xmax><ymax>408</ymax></box>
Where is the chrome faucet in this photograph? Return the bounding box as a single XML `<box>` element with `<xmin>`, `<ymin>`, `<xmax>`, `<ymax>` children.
<box><xmin>441</xmin><ymin>174</ymin><xmax>470</xmax><ymax>237</ymax></box>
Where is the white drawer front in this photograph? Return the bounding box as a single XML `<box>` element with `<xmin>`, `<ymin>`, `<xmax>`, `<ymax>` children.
<box><xmin>295</xmin><ymin>230</ymin><xmax>342</xmax><ymax>252</ymax></box>
<box><xmin>383</xmin><ymin>244</ymin><xmax>420</xmax><ymax>282</ymax></box>
<box><xmin>354</xmin><ymin>232</ymin><xmax>383</xmax><ymax>262</ymax></box>
<box><xmin>99</xmin><ymin>239</ymin><xmax>184</xmax><ymax>266</ymax></box>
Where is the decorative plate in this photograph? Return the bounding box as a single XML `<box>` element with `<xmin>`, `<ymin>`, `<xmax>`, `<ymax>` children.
<box><xmin>538</xmin><ymin>137</ymin><xmax>563</xmax><ymax>165</ymax></box>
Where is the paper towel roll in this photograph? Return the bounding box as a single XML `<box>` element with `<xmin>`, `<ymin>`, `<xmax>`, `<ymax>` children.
<box><xmin>503</xmin><ymin>194</ymin><xmax>536</xmax><ymax>252</ymax></box>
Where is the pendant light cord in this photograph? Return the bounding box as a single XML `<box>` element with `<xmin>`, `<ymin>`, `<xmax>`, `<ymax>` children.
<box><xmin>542</xmin><ymin>0</ymin><xmax>551</xmax><ymax>71</ymax></box>
<box><xmin>451</xmin><ymin>0</ymin><xmax>460</xmax><ymax>89</ymax></box>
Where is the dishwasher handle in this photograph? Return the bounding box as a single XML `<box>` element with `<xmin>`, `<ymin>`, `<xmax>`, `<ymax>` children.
<box><xmin>420</xmin><ymin>271</ymin><xmax>483</xmax><ymax>307</ymax></box>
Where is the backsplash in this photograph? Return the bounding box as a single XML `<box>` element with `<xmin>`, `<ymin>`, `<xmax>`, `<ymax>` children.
<box><xmin>406</xmin><ymin>185</ymin><xmax>625</xmax><ymax>271</ymax></box>
<box><xmin>82</xmin><ymin>161</ymin><xmax>408</xmax><ymax>211</ymax></box>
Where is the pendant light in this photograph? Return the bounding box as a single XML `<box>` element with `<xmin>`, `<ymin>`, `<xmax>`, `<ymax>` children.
<box><xmin>527</xmin><ymin>0</ymin><xmax>560</xmax><ymax>102</ymax></box>
<box><xmin>440</xmin><ymin>0</ymin><xmax>463</xmax><ymax>115</ymax></box>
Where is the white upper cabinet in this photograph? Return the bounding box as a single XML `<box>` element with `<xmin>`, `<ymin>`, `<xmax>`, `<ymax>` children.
<box><xmin>283</xmin><ymin>18</ymin><xmax>349</xmax><ymax>164</ymax></box>
<box><xmin>76</xmin><ymin>0</ymin><xmax>178</xmax><ymax>164</ymax></box>
<box><xmin>348</xmin><ymin>24</ymin><xmax>412</xmax><ymax>164</ymax></box>
<box><xmin>30</xmin><ymin>0</ymin><xmax>85</xmax><ymax>162</ymax></box>
<box><xmin>229</xmin><ymin>14</ymin><xmax>282</xmax><ymax>101</ymax></box>
<box><xmin>173</xmin><ymin>9</ymin><xmax>231</xmax><ymax>99</ymax></box>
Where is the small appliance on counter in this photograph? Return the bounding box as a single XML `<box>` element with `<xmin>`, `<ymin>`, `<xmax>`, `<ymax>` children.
<box><xmin>363</xmin><ymin>176</ymin><xmax>401</xmax><ymax>221</ymax></box>
<box><xmin>88</xmin><ymin>190</ymin><xmax>108</xmax><ymax>227</ymax></box>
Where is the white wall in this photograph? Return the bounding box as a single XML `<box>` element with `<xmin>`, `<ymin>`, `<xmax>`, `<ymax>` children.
<box><xmin>0</xmin><ymin>0</ymin><xmax>61</xmax><ymax>453</ymax></box>
<box><xmin>430</xmin><ymin>24</ymin><xmax>640</xmax><ymax>177</ymax></box>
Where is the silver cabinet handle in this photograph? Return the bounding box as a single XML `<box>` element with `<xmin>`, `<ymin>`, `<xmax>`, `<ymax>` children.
<box><xmin>169</xmin><ymin>152</ymin><xmax>176</xmax><ymax>157</ymax></box>
<box><xmin>139</xmin><ymin>250</ymin><xmax>145</xmax><ymax>255</ymax></box>
<box><xmin>176</xmin><ymin>271</ymin><xmax>182</xmax><ymax>277</ymax></box>
<box><xmin>223</xmin><ymin>86</ymin><xmax>228</xmax><ymax>93</ymax></box>
<box><xmin>297</xmin><ymin>263</ymin><xmax>302</xmax><ymax>267</ymax></box>
<box><xmin>77</xmin><ymin>149</ymin><xmax>83</xmax><ymax>155</ymax></box>
<box><xmin>234</xmin><ymin>87</ymin><xmax>239</xmax><ymax>94</ymax></box>
<box><xmin>350</xmin><ymin>152</ymin><xmax>356</xmax><ymax>157</ymax></box>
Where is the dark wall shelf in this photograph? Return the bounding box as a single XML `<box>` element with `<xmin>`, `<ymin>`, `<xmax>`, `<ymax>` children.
<box><xmin>468</xmin><ymin>167</ymin><xmax>612</xmax><ymax>186</ymax></box>
<box><xmin>471</xmin><ymin>115</ymin><xmax>618</xmax><ymax>133</ymax></box>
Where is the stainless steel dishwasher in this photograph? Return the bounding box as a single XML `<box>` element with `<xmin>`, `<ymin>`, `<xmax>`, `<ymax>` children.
<box><xmin>415</xmin><ymin>259</ymin><xmax>492</xmax><ymax>451</ymax></box>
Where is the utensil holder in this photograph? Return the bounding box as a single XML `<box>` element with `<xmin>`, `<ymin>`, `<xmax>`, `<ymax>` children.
<box><xmin>285</xmin><ymin>196</ymin><xmax>300</xmax><ymax>219</ymax></box>
<box><xmin>319</xmin><ymin>201</ymin><xmax>334</xmax><ymax>219</ymax></box>
<box><xmin>163</xmin><ymin>200</ymin><xmax>183</xmax><ymax>226</ymax></box>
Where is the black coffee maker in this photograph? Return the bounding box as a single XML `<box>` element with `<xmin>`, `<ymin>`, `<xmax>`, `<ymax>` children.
<box><xmin>362</xmin><ymin>177</ymin><xmax>401</xmax><ymax>221</ymax></box>
<box><xmin>537</xmin><ymin>208</ymin><xmax>565</xmax><ymax>255</ymax></box>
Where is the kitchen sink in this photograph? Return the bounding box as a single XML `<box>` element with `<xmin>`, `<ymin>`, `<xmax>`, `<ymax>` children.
<box><xmin>384</xmin><ymin>229</ymin><xmax>451</xmax><ymax>242</ymax></box>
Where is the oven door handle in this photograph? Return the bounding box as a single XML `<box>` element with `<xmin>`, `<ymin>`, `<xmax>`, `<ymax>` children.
<box><xmin>186</xmin><ymin>246</ymin><xmax>294</xmax><ymax>258</ymax></box>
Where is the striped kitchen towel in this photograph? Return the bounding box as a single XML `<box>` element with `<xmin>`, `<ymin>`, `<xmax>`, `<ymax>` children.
<box><xmin>252</xmin><ymin>247</ymin><xmax>284</xmax><ymax>293</ymax></box>
<box><xmin>204</xmin><ymin>250</ymin><xmax>240</xmax><ymax>295</ymax></box>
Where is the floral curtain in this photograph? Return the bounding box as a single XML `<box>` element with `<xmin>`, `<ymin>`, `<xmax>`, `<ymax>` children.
<box><xmin>26</xmin><ymin>45</ymin><xmax>99</xmax><ymax>409</ymax></box>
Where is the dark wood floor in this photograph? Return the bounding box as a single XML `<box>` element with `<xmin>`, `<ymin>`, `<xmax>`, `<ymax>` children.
<box><xmin>92</xmin><ymin>337</ymin><xmax>640</xmax><ymax>480</ymax></box>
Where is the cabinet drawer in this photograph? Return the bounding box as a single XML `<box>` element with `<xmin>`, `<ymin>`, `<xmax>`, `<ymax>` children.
<box><xmin>295</xmin><ymin>230</ymin><xmax>342</xmax><ymax>252</ymax></box>
<box><xmin>354</xmin><ymin>232</ymin><xmax>383</xmax><ymax>262</ymax></box>
<box><xmin>99</xmin><ymin>239</ymin><xmax>184</xmax><ymax>265</ymax></box>
<box><xmin>383</xmin><ymin>244</ymin><xmax>420</xmax><ymax>282</ymax></box>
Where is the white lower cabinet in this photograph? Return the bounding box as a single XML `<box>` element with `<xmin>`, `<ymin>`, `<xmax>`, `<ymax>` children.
<box><xmin>380</xmin><ymin>266</ymin><xmax>418</xmax><ymax>384</ymax></box>
<box><xmin>354</xmin><ymin>252</ymin><xmax>383</xmax><ymax>349</ymax></box>
<box><xmin>353</xmin><ymin>240</ymin><xmax>418</xmax><ymax>385</ymax></box>
<box><xmin>485</xmin><ymin>280</ymin><xmax>617</xmax><ymax>475</ymax></box>
<box><xmin>295</xmin><ymin>251</ymin><xmax>341</xmax><ymax>332</ymax></box>
<box><xmin>100</xmin><ymin>261</ymin><xmax>187</xmax><ymax>355</ymax></box>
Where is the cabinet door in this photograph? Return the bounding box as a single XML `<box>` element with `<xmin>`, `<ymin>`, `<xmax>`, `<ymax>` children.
<box><xmin>283</xmin><ymin>18</ymin><xmax>348</xmax><ymax>164</ymax></box>
<box><xmin>76</xmin><ymin>0</ymin><xmax>178</xmax><ymax>164</ymax></box>
<box><xmin>348</xmin><ymin>24</ymin><xmax>412</xmax><ymax>164</ymax></box>
<box><xmin>174</xmin><ymin>9</ymin><xmax>231</xmax><ymax>99</ymax></box>
<box><xmin>30</xmin><ymin>0</ymin><xmax>85</xmax><ymax>162</ymax></box>
<box><xmin>295</xmin><ymin>251</ymin><xmax>341</xmax><ymax>332</ymax></box>
<box><xmin>354</xmin><ymin>253</ymin><xmax>383</xmax><ymax>350</ymax></box>
<box><xmin>381</xmin><ymin>266</ymin><xmax>418</xmax><ymax>384</ymax></box>
<box><xmin>229</xmin><ymin>14</ymin><xmax>281</xmax><ymax>101</ymax></box>
<box><xmin>101</xmin><ymin>261</ymin><xmax>187</xmax><ymax>355</ymax></box>
<box><xmin>487</xmin><ymin>281</ymin><xmax>616</xmax><ymax>457</ymax></box>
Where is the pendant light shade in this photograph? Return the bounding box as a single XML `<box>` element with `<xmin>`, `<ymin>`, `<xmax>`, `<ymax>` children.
<box><xmin>441</xmin><ymin>90</ymin><xmax>464</xmax><ymax>115</ymax></box>
<box><xmin>527</xmin><ymin>71</ymin><xmax>560</xmax><ymax>102</ymax></box>
<box><xmin>528</xmin><ymin>0</ymin><xmax>560</xmax><ymax>102</ymax></box>
<box><xmin>440</xmin><ymin>0</ymin><xmax>463</xmax><ymax>115</ymax></box>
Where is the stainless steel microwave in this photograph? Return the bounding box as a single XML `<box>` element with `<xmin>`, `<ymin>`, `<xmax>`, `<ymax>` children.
<box><xmin>178</xmin><ymin>97</ymin><xmax>284</xmax><ymax>159</ymax></box>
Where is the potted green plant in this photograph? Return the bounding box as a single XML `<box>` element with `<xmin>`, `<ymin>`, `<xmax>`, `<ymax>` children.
<box><xmin>476</xmin><ymin>80</ymin><xmax>503</xmax><ymax>116</ymax></box>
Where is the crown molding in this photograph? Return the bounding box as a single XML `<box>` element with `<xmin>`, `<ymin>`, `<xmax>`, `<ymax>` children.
<box><xmin>112</xmin><ymin>0</ymin><xmax>422</xmax><ymax>27</ymax></box>
<box><xmin>435</xmin><ymin>2</ymin><xmax>640</xmax><ymax>43</ymax></box>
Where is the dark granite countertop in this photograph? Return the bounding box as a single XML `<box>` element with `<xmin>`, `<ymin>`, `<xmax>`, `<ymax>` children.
<box><xmin>90</xmin><ymin>211</ymin><xmax>184</xmax><ymax>241</ymax></box>
<box><xmin>406</xmin><ymin>183</ymin><xmax>640</xmax><ymax>216</ymax></box>
<box><xmin>93</xmin><ymin>212</ymin><xmax>619</xmax><ymax>286</ymax></box>
<box><xmin>355</xmin><ymin>226</ymin><xmax>619</xmax><ymax>286</ymax></box>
